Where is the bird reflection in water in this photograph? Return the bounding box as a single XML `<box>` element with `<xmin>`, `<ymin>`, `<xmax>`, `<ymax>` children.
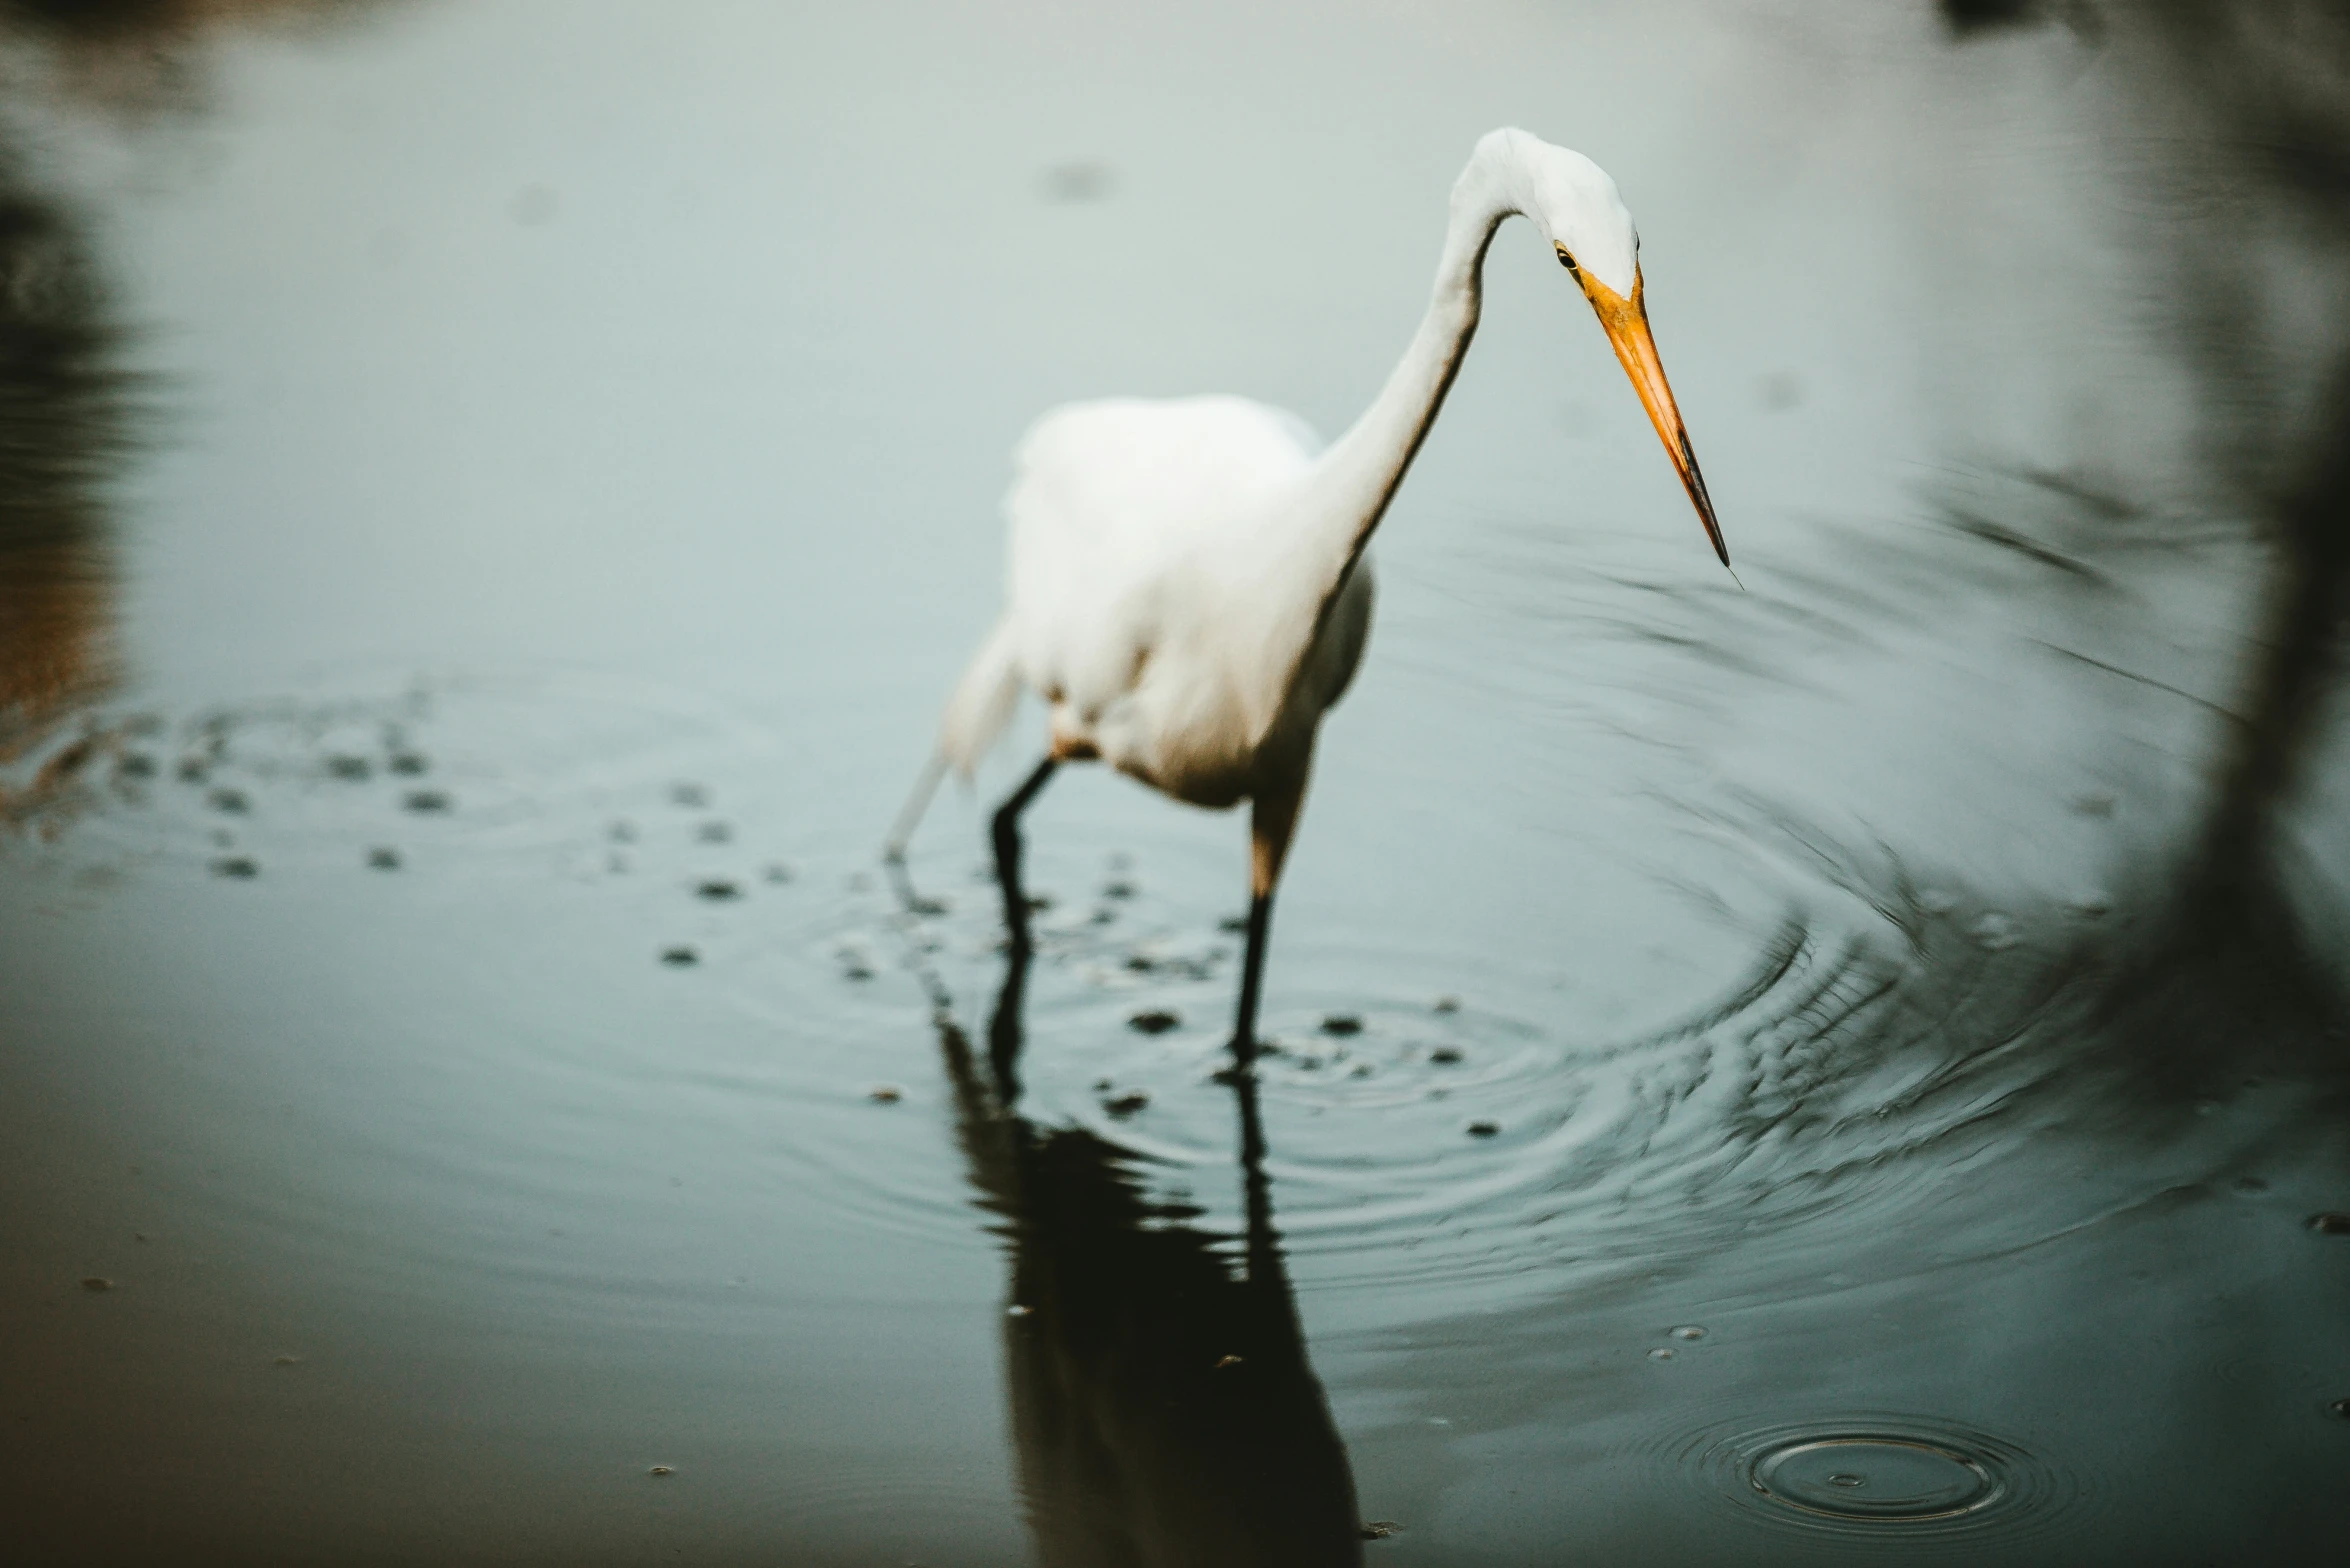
<box><xmin>901</xmin><ymin>845</ymin><xmax>1367</xmax><ymax>1566</ymax></box>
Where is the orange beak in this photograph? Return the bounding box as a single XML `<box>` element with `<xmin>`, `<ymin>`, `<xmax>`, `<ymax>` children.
<box><xmin>1572</xmin><ymin>258</ymin><xmax>1728</xmax><ymax>568</ymax></box>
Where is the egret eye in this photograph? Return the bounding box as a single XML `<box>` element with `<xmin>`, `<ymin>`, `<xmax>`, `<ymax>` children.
<box><xmin>1557</xmin><ymin>249</ymin><xmax>1580</xmax><ymax>275</ymax></box>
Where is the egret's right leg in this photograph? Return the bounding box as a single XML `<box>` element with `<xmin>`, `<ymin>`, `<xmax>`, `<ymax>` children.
<box><xmin>1228</xmin><ymin>763</ymin><xmax>1310</xmax><ymax>1064</ymax></box>
<box><xmin>991</xmin><ymin>756</ymin><xmax>1058</xmax><ymax>955</ymax></box>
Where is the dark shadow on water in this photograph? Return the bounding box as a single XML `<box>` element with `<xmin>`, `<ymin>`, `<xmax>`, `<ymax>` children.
<box><xmin>896</xmin><ymin>856</ymin><xmax>1366</xmax><ymax>1567</ymax></box>
<box><xmin>0</xmin><ymin>141</ymin><xmax>136</xmax><ymax>806</ymax></box>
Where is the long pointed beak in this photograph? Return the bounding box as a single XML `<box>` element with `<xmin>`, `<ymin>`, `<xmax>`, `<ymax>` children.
<box><xmin>1581</xmin><ymin>265</ymin><xmax>1728</xmax><ymax>568</ymax></box>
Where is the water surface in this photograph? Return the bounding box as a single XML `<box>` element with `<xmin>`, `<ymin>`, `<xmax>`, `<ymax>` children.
<box><xmin>3</xmin><ymin>2</ymin><xmax>2347</xmax><ymax>1563</ymax></box>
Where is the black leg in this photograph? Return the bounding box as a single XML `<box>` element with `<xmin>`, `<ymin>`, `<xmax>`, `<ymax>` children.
<box><xmin>1227</xmin><ymin>890</ymin><xmax>1275</xmax><ymax>1066</ymax></box>
<box><xmin>991</xmin><ymin>756</ymin><xmax>1058</xmax><ymax>950</ymax></box>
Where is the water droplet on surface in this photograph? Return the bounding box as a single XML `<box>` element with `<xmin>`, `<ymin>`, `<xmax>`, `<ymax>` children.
<box><xmin>1648</xmin><ymin>1347</ymin><xmax>1675</xmax><ymax>1361</ymax></box>
<box><xmin>1969</xmin><ymin>912</ymin><xmax>2020</xmax><ymax>951</ymax></box>
<box><xmin>1671</xmin><ymin>1325</ymin><xmax>1707</xmax><ymax>1341</ymax></box>
<box><xmin>1128</xmin><ymin>1010</ymin><xmax>1179</xmax><ymax>1035</ymax></box>
<box><xmin>1749</xmin><ymin>1435</ymin><xmax>2001</xmax><ymax>1521</ymax></box>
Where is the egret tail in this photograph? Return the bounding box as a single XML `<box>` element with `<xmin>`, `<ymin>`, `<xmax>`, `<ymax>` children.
<box><xmin>885</xmin><ymin>617</ymin><xmax>1024</xmax><ymax>859</ymax></box>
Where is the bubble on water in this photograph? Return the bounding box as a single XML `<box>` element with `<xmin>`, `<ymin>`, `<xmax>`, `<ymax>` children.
<box><xmin>1648</xmin><ymin>1347</ymin><xmax>1675</xmax><ymax>1361</ymax></box>
<box><xmin>1670</xmin><ymin>1325</ymin><xmax>1707</xmax><ymax>1341</ymax></box>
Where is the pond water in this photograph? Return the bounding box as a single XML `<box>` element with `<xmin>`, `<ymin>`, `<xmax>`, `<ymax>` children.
<box><xmin>3</xmin><ymin>2</ymin><xmax>2347</xmax><ymax>1563</ymax></box>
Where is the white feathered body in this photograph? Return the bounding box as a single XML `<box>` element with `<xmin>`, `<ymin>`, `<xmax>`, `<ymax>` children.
<box><xmin>943</xmin><ymin>394</ymin><xmax>1376</xmax><ymax>811</ymax></box>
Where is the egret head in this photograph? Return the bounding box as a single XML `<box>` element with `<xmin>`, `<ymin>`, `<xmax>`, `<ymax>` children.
<box><xmin>1485</xmin><ymin>130</ymin><xmax>1728</xmax><ymax>568</ymax></box>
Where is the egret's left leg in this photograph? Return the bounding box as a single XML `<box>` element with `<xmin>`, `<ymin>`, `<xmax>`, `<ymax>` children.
<box><xmin>991</xmin><ymin>756</ymin><xmax>1058</xmax><ymax>955</ymax></box>
<box><xmin>1228</xmin><ymin>761</ymin><xmax>1310</xmax><ymax>1063</ymax></box>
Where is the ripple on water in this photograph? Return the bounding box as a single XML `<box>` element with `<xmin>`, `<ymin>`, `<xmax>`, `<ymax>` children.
<box><xmin>1672</xmin><ymin>1413</ymin><xmax>2088</xmax><ymax>1547</ymax></box>
<box><xmin>838</xmin><ymin>855</ymin><xmax>2101</xmax><ymax>1308</ymax></box>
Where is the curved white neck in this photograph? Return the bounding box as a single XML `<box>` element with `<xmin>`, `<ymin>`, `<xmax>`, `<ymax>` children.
<box><xmin>1311</xmin><ymin>180</ymin><xmax>1514</xmax><ymax>565</ymax></box>
<box><xmin>1243</xmin><ymin>154</ymin><xmax>1523</xmax><ymax>711</ymax></box>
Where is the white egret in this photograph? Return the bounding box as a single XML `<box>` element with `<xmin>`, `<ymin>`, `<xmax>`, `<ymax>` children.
<box><xmin>888</xmin><ymin>127</ymin><xmax>1727</xmax><ymax>1058</ymax></box>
